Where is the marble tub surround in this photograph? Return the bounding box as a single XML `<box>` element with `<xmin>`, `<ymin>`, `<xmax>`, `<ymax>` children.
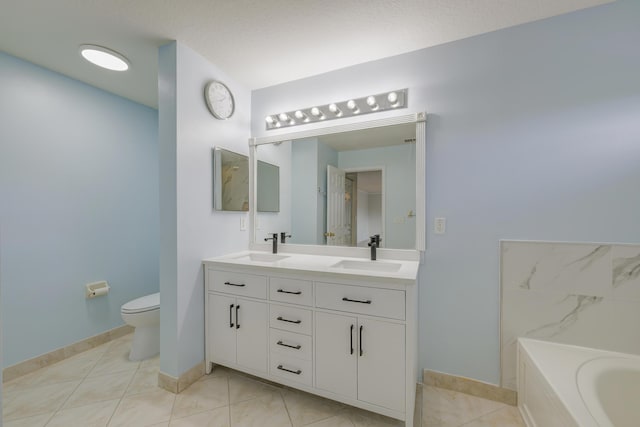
<box><xmin>500</xmin><ymin>240</ymin><xmax>640</xmax><ymax>389</ymax></box>
<box><xmin>205</xmin><ymin>250</ymin><xmax>420</xmax><ymax>282</ymax></box>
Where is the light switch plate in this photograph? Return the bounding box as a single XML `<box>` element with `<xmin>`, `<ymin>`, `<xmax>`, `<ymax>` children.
<box><xmin>240</xmin><ymin>215</ymin><xmax>247</xmax><ymax>231</ymax></box>
<box><xmin>434</xmin><ymin>217</ymin><xmax>446</xmax><ymax>234</ymax></box>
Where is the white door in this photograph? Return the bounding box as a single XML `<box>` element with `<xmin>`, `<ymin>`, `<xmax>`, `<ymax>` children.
<box><xmin>357</xmin><ymin>318</ymin><xmax>406</xmax><ymax>412</ymax></box>
<box><xmin>209</xmin><ymin>293</ymin><xmax>237</xmax><ymax>366</ymax></box>
<box><xmin>235</xmin><ymin>298</ymin><xmax>268</xmax><ymax>373</ymax></box>
<box><xmin>315</xmin><ymin>312</ymin><xmax>357</xmax><ymax>398</ymax></box>
<box><xmin>326</xmin><ymin>165</ymin><xmax>350</xmax><ymax>246</ymax></box>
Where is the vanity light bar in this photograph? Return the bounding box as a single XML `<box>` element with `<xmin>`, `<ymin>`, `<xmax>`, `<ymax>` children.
<box><xmin>265</xmin><ymin>89</ymin><xmax>408</xmax><ymax>130</ymax></box>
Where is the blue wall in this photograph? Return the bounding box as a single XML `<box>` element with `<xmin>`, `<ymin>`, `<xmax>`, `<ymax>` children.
<box><xmin>251</xmin><ymin>0</ymin><xmax>640</xmax><ymax>384</ymax></box>
<box><xmin>0</xmin><ymin>52</ymin><xmax>159</xmax><ymax>367</ymax></box>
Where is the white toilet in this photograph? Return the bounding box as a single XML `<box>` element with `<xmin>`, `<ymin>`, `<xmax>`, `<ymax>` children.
<box><xmin>120</xmin><ymin>292</ymin><xmax>160</xmax><ymax>361</ymax></box>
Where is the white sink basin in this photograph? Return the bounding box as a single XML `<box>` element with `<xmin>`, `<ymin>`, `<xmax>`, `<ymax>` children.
<box><xmin>330</xmin><ymin>260</ymin><xmax>402</xmax><ymax>272</ymax></box>
<box><xmin>233</xmin><ymin>253</ymin><xmax>290</xmax><ymax>262</ymax></box>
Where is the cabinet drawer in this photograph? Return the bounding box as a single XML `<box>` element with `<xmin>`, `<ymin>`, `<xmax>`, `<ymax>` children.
<box><xmin>270</xmin><ymin>353</ymin><xmax>312</xmax><ymax>386</ymax></box>
<box><xmin>315</xmin><ymin>282</ymin><xmax>405</xmax><ymax>320</ymax></box>
<box><xmin>269</xmin><ymin>304</ymin><xmax>312</xmax><ymax>335</ymax></box>
<box><xmin>208</xmin><ymin>270</ymin><xmax>267</xmax><ymax>299</ymax></box>
<box><xmin>269</xmin><ymin>277</ymin><xmax>313</xmax><ymax>306</ymax></box>
<box><xmin>270</xmin><ymin>329</ymin><xmax>312</xmax><ymax>361</ymax></box>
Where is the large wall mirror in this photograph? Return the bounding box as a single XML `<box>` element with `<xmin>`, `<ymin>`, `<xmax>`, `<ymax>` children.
<box><xmin>250</xmin><ymin>113</ymin><xmax>426</xmax><ymax>251</ymax></box>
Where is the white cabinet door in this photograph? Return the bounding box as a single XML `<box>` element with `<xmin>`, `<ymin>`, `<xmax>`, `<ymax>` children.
<box><xmin>235</xmin><ymin>298</ymin><xmax>268</xmax><ymax>373</ymax></box>
<box><xmin>209</xmin><ymin>293</ymin><xmax>237</xmax><ymax>366</ymax></box>
<box><xmin>315</xmin><ymin>311</ymin><xmax>357</xmax><ymax>398</ymax></box>
<box><xmin>357</xmin><ymin>318</ymin><xmax>405</xmax><ymax>412</ymax></box>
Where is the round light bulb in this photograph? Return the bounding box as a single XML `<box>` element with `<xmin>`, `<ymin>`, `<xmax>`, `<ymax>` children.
<box><xmin>347</xmin><ymin>100</ymin><xmax>357</xmax><ymax>110</ymax></box>
<box><xmin>79</xmin><ymin>45</ymin><xmax>130</xmax><ymax>71</ymax></box>
<box><xmin>366</xmin><ymin>96</ymin><xmax>376</xmax><ymax>107</ymax></box>
<box><xmin>294</xmin><ymin>110</ymin><xmax>304</xmax><ymax>119</ymax></box>
<box><xmin>275</xmin><ymin>121</ymin><xmax>281</xmax><ymax>128</ymax></box>
<box><xmin>265</xmin><ymin>116</ymin><xmax>274</xmax><ymax>124</ymax></box>
<box><xmin>310</xmin><ymin>107</ymin><xmax>321</xmax><ymax>117</ymax></box>
<box><xmin>278</xmin><ymin>113</ymin><xmax>289</xmax><ymax>122</ymax></box>
<box><xmin>387</xmin><ymin>92</ymin><xmax>398</xmax><ymax>105</ymax></box>
<box><xmin>329</xmin><ymin>103</ymin><xmax>338</xmax><ymax>113</ymax></box>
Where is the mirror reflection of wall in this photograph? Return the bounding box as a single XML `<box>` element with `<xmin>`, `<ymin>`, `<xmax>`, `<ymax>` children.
<box><xmin>255</xmin><ymin>122</ymin><xmax>417</xmax><ymax>250</ymax></box>
<box><xmin>256</xmin><ymin>160</ymin><xmax>280</xmax><ymax>212</ymax></box>
<box><xmin>213</xmin><ymin>147</ymin><xmax>249</xmax><ymax>211</ymax></box>
<box><xmin>347</xmin><ymin>171</ymin><xmax>383</xmax><ymax>247</ymax></box>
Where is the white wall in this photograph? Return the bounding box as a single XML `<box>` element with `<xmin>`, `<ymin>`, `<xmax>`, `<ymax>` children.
<box><xmin>158</xmin><ymin>42</ymin><xmax>252</xmax><ymax>377</ymax></box>
<box><xmin>356</xmin><ymin>189</ymin><xmax>370</xmax><ymax>244</ymax></box>
<box><xmin>251</xmin><ymin>1</ymin><xmax>640</xmax><ymax>384</ymax></box>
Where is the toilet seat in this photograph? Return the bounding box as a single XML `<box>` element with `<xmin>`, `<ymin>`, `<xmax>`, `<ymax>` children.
<box><xmin>121</xmin><ymin>292</ymin><xmax>160</xmax><ymax>314</ymax></box>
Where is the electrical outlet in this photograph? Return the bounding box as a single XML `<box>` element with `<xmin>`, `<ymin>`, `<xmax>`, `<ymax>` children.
<box><xmin>434</xmin><ymin>217</ymin><xmax>446</xmax><ymax>234</ymax></box>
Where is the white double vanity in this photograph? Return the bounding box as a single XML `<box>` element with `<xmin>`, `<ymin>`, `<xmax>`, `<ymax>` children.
<box><xmin>203</xmin><ymin>251</ymin><xmax>419</xmax><ymax>426</ymax></box>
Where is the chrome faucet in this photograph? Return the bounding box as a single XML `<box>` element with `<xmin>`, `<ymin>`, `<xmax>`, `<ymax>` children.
<box><xmin>280</xmin><ymin>232</ymin><xmax>292</xmax><ymax>243</ymax></box>
<box><xmin>264</xmin><ymin>233</ymin><xmax>278</xmax><ymax>254</ymax></box>
<box><xmin>368</xmin><ymin>234</ymin><xmax>381</xmax><ymax>260</ymax></box>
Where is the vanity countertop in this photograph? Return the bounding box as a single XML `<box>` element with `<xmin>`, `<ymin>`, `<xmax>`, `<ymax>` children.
<box><xmin>203</xmin><ymin>251</ymin><xmax>420</xmax><ymax>283</ymax></box>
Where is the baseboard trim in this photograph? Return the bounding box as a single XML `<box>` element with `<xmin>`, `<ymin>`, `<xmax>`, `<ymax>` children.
<box><xmin>158</xmin><ymin>360</ymin><xmax>205</xmax><ymax>394</ymax></box>
<box><xmin>2</xmin><ymin>324</ymin><xmax>134</xmax><ymax>383</ymax></box>
<box><xmin>423</xmin><ymin>369</ymin><xmax>517</xmax><ymax>406</ymax></box>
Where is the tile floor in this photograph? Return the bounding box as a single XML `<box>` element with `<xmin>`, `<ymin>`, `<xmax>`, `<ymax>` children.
<box><xmin>3</xmin><ymin>334</ymin><xmax>526</xmax><ymax>426</ymax></box>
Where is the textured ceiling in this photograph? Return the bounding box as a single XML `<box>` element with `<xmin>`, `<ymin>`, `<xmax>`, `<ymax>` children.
<box><xmin>0</xmin><ymin>0</ymin><xmax>613</xmax><ymax>108</ymax></box>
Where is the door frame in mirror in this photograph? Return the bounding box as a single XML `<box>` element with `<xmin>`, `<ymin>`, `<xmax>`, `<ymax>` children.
<box><xmin>248</xmin><ymin>112</ymin><xmax>426</xmax><ymax>252</ymax></box>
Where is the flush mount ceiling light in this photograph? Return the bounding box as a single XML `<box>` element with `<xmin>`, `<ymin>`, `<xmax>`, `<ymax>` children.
<box><xmin>265</xmin><ymin>89</ymin><xmax>407</xmax><ymax>130</ymax></box>
<box><xmin>79</xmin><ymin>45</ymin><xmax>130</xmax><ymax>71</ymax></box>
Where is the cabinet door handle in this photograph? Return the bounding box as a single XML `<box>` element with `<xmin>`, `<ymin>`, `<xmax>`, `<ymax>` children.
<box><xmin>277</xmin><ymin>365</ymin><xmax>302</xmax><ymax>375</ymax></box>
<box><xmin>350</xmin><ymin>324</ymin><xmax>354</xmax><ymax>355</ymax></box>
<box><xmin>235</xmin><ymin>305</ymin><xmax>240</xmax><ymax>329</ymax></box>
<box><xmin>224</xmin><ymin>281</ymin><xmax>246</xmax><ymax>287</ymax></box>
<box><xmin>229</xmin><ymin>304</ymin><xmax>234</xmax><ymax>328</ymax></box>
<box><xmin>277</xmin><ymin>340</ymin><xmax>301</xmax><ymax>350</ymax></box>
<box><xmin>277</xmin><ymin>289</ymin><xmax>302</xmax><ymax>295</ymax></box>
<box><xmin>342</xmin><ymin>297</ymin><xmax>372</xmax><ymax>304</ymax></box>
<box><xmin>276</xmin><ymin>316</ymin><xmax>301</xmax><ymax>324</ymax></box>
<box><xmin>359</xmin><ymin>325</ymin><xmax>364</xmax><ymax>356</ymax></box>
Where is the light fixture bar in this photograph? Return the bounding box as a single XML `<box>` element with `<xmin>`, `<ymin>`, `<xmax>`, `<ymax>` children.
<box><xmin>265</xmin><ymin>89</ymin><xmax>407</xmax><ymax>130</ymax></box>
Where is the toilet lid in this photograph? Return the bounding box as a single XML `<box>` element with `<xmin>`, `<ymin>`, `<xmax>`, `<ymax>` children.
<box><xmin>121</xmin><ymin>292</ymin><xmax>160</xmax><ymax>314</ymax></box>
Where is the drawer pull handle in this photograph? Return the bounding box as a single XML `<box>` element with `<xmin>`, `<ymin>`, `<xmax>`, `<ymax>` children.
<box><xmin>277</xmin><ymin>289</ymin><xmax>302</xmax><ymax>295</ymax></box>
<box><xmin>229</xmin><ymin>304</ymin><xmax>234</xmax><ymax>328</ymax></box>
<box><xmin>342</xmin><ymin>297</ymin><xmax>372</xmax><ymax>304</ymax></box>
<box><xmin>277</xmin><ymin>365</ymin><xmax>302</xmax><ymax>375</ymax></box>
<box><xmin>350</xmin><ymin>324</ymin><xmax>354</xmax><ymax>355</ymax></box>
<box><xmin>224</xmin><ymin>281</ymin><xmax>246</xmax><ymax>287</ymax></box>
<box><xmin>277</xmin><ymin>340</ymin><xmax>302</xmax><ymax>350</ymax></box>
<box><xmin>236</xmin><ymin>305</ymin><xmax>240</xmax><ymax>329</ymax></box>
<box><xmin>359</xmin><ymin>325</ymin><xmax>364</xmax><ymax>356</ymax></box>
<box><xmin>277</xmin><ymin>316</ymin><xmax>302</xmax><ymax>324</ymax></box>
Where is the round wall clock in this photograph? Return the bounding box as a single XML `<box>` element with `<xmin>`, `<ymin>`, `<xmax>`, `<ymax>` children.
<box><xmin>204</xmin><ymin>80</ymin><xmax>235</xmax><ymax>120</ymax></box>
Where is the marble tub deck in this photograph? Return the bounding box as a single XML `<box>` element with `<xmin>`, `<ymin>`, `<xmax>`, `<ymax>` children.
<box><xmin>3</xmin><ymin>334</ymin><xmax>524</xmax><ymax>427</ymax></box>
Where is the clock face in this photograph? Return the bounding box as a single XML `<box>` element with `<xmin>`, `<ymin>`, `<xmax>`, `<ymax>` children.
<box><xmin>205</xmin><ymin>80</ymin><xmax>235</xmax><ymax>119</ymax></box>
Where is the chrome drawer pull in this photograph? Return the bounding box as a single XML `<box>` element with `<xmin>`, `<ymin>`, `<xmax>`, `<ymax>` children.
<box><xmin>277</xmin><ymin>365</ymin><xmax>302</xmax><ymax>375</ymax></box>
<box><xmin>342</xmin><ymin>297</ymin><xmax>372</xmax><ymax>304</ymax></box>
<box><xmin>277</xmin><ymin>289</ymin><xmax>302</xmax><ymax>295</ymax></box>
<box><xmin>277</xmin><ymin>340</ymin><xmax>302</xmax><ymax>350</ymax></box>
<box><xmin>224</xmin><ymin>281</ymin><xmax>246</xmax><ymax>287</ymax></box>
<box><xmin>277</xmin><ymin>316</ymin><xmax>302</xmax><ymax>324</ymax></box>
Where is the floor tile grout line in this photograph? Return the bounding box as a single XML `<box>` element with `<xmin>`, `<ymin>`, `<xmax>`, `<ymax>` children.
<box><xmin>227</xmin><ymin>371</ymin><xmax>232</xmax><ymax>427</ymax></box>
<box><xmin>279</xmin><ymin>388</ymin><xmax>295</xmax><ymax>427</ymax></box>
<box><xmin>456</xmin><ymin>403</ymin><xmax>515</xmax><ymax>427</ymax></box>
